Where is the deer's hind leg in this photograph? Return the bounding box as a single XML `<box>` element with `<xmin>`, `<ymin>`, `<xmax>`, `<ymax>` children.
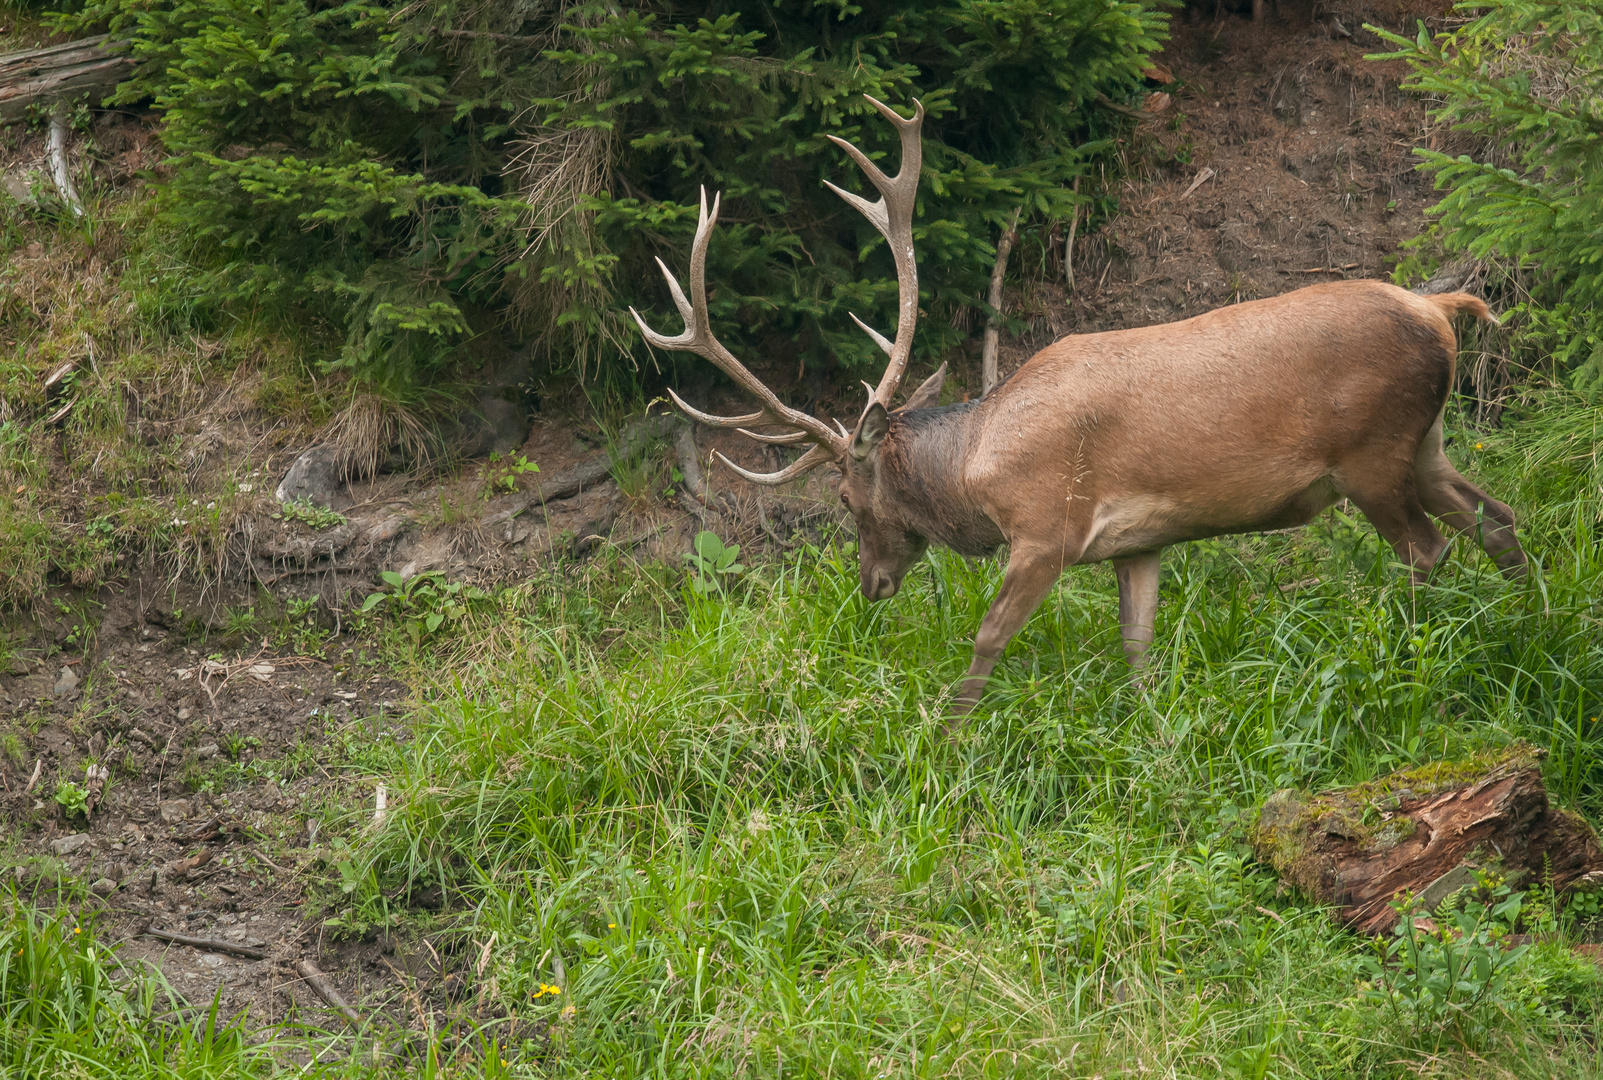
<box><xmin>1414</xmin><ymin>418</ymin><xmax>1527</xmax><ymax>579</ymax></box>
<box><xmin>1336</xmin><ymin>464</ymin><xmax>1449</xmax><ymax>585</ymax></box>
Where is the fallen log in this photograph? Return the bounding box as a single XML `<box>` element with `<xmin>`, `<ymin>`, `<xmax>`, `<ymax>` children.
<box><xmin>0</xmin><ymin>36</ymin><xmax>133</xmax><ymax>123</ymax></box>
<box><xmin>1252</xmin><ymin>743</ymin><xmax>1603</xmax><ymax>935</ymax></box>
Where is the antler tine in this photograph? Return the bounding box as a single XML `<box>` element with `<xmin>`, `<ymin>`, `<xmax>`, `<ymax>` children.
<box><xmin>824</xmin><ymin>96</ymin><xmax>925</xmax><ymax>411</ymax></box>
<box><xmin>714</xmin><ymin>444</ymin><xmax>832</xmax><ymax>486</ymax></box>
<box><xmin>665</xmin><ymin>387</ymin><xmax>763</xmax><ymax>429</ymax></box>
<box><xmin>637</xmin><ymin>187</ymin><xmax>847</xmax><ymax>459</ymax></box>
<box><xmin>850</xmin><ymin>313</ymin><xmax>894</xmax><ymax>357</ymax></box>
<box><xmin>735</xmin><ymin>427</ymin><xmax>811</xmax><ymax>445</ymax></box>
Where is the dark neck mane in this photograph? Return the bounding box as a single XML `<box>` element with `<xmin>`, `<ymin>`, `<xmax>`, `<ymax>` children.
<box><xmin>879</xmin><ymin>402</ymin><xmax>1004</xmax><ymax>557</ymax></box>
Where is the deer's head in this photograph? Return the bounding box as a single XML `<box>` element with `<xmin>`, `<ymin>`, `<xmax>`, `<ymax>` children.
<box><xmin>631</xmin><ymin>96</ymin><xmax>934</xmax><ymax>601</ymax></box>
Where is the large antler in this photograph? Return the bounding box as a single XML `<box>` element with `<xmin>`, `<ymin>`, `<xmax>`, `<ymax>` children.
<box><xmin>826</xmin><ymin>95</ymin><xmax>924</xmax><ymax>413</ymax></box>
<box><xmin>631</xmin><ymin>95</ymin><xmax>924</xmax><ymax>484</ymax></box>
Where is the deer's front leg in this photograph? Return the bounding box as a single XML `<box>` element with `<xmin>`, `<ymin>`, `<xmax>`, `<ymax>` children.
<box><xmin>1113</xmin><ymin>549</ymin><xmax>1162</xmax><ymax>667</ymax></box>
<box><xmin>950</xmin><ymin>547</ymin><xmax>1066</xmax><ymax>721</ymax></box>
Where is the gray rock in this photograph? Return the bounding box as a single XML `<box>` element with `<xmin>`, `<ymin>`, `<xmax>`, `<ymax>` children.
<box><xmin>275</xmin><ymin>443</ymin><xmax>349</xmax><ymax>510</ymax></box>
<box><xmin>2</xmin><ymin>169</ymin><xmax>38</xmax><ymax>207</ymax></box>
<box><xmin>52</xmin><ymin>666</ymin><xmax>79</xmax><ymax>696</ymax></box>
<box><xmin>198</xmin><ymin>953</ymin><xmax>227</xmax><ymax>970</ymax></box>
<box><xmin>6</xmin><ymin>656</ymin><xmax>30</xmax><ymax>677</ymax></box>
<box><xmin>49</xmin><ymin>833</ymin><xmax>90</xmax><ymax>856</ymax></box>
<box><xmin>449</xmin><ymin>395</ymin><xmax>531</xmax><ymax>460</ymax></box>
<box><xmin>89</xmin><ymin>877</ymin><xmax>117</xmax><ymax>897</ymax></box>
<box><xmin>196</xmin><ymin>743</ymin><xmax>220</xmax><ymax>760</ymax></box>
<box><xmin>158</xmin><ymin>799</ymin><xmax>191</xmax><ymax>824</ymax></box>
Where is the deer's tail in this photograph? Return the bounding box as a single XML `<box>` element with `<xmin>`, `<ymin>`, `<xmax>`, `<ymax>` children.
<box><xmin>1426</xmin><ymin>291</ymin><xmax>1500</xmax><ymax>327</ymax></box>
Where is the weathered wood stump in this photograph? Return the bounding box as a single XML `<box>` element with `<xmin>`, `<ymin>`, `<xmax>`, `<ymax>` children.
<box><xmin>0</xmin><ymin>36</ymin><xmax>132</xmax><ymax>123</ymax></box>
<box><xmin>1252</xmin><ymin>744</ymin><xmax>1603</xmax><ymax>935</ymax></box>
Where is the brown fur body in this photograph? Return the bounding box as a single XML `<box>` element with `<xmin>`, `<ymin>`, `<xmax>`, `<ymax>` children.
<box><xmin>841</xmin><ymin>279</ymin><xmax>1527</xmax><ymax>711</ymax></box>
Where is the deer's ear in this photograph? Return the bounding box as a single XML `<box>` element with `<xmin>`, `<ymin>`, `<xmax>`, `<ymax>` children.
<box><xmin>850</xmin><ymin>402</ymin><xmax>890</xmax><ymax>460</ymax></box>
<box><xmin>899</xmin><ymin>362</ymin><xmax>947</xmax><ymax>412</ymax></box>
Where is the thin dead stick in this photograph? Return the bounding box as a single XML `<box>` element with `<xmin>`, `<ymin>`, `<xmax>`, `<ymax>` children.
<box><xmin>144</xmin><ymin>927</ymin><xmax>266</xmax><ymax>960</ymax></box>
<box><xmin>981</xmin><ymin>205</ymin><xmax>1023</xmax><ymax>397</ymax></box>
<box><xmin>1181</xmin><ymin>167</ymin><xmax>1215</xmax><ymax>199</ymax></box>
<box><xmin>294</xmin><ymin>959</ymin><xmax>361</xmax><ymax>1027</ymax></box>
<box><xmin>1064</xmin><ymin>176</ymin><xmax>1081</xmax><ymax>292</ymax></box>
<box><xmin>24</xmin><ymin>759</ymin><xmax>41</xmax><ymax>794</ymax></box>
<box><xmin>252</xmin><ymin>849</ymin><xmax>294</xmax><ymax>876</ymax></box>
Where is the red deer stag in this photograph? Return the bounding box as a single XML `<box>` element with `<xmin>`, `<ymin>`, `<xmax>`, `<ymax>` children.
<box><xmin>632</xmin><ymin>96</ymin><xmax>1526</xmax><ymax>715</ymax></box>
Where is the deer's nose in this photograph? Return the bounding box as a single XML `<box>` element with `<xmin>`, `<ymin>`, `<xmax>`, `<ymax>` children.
<box><xmin>862</xmin><ymin>568</ymin><xmax>898</xmax><ymax>601</ymax></box>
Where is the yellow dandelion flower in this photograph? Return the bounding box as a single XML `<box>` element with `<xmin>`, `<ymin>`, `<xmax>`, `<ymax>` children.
<box><xmin>559</xmin><ymin>1004</ymin><xmax>576</xmax><ymax>1021</ymax></box>
<box><xmin>608</xmin><ymin>923</ymin><xmax>616</xmax><ymax>929</ymax></box>
<box><xmin>1475</xmin><ymin>443</ymin><xmax>1484</xmax><ymax>450</ymax></box>
<box><xmin>549</xmin><ymin>986</ymin><xmax>562</xmax><ymax>995</ymax></box>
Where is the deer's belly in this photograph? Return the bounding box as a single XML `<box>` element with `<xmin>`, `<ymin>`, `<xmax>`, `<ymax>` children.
<box><xmin>1076</xmin><ymin>477</ymin><xmax>1341</xmax><ymax>563</ymax></box>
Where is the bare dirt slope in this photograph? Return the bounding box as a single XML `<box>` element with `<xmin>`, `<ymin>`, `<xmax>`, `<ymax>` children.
<box><xmin>0</xmin><ymin>0</ymin><xmax>1459</xmax><ymax>1035</ymax></box>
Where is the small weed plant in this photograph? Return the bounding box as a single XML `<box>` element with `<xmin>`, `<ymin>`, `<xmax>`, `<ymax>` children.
<box><xmin>683</xmin><ymin>530</ymin><xmax>744</xmax><ymax>596</ymax></box>
<box><xmin>1362</xmin><ymin>877</ymin><xmax>1529</xmax><ymax>1041</ymax></box>
<box><xmin>52</xmin><ymin>780</ymin><xmax>87</xmax><ymax>823</ymax></box>
<box><xmin>360</xmin><ymin>570</ymin><xmax>490</xmax><ymax>646</ymax></box>
<box><xmin>277</xmin><ymin>499</ymin><xmax>345</xmax><ymax>530</ymax></box>
<box><xmin>482</xmin><ymin>451</ymin><xmax>539</xmax><ymax>495</ymax></box>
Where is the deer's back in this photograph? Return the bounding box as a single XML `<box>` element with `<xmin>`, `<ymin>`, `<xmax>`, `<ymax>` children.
<box><xmin>962</xmin><ymin>280</ymin><xmax>1460</xmax><ymax>552</ymax></box>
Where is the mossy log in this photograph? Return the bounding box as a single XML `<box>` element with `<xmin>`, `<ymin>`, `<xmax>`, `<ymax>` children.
<box><xmin>1252</xmin><ymin>744</ymin><xmax>1603</xmax><ymax>935</ymax></box>
<box><xmin>0</xmin><ymin>36</ymin><xmax>132</xmax><ymax>122</ymax></box>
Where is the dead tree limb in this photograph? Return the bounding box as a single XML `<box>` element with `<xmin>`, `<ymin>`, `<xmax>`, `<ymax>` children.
<box><xmin>981</xmin><ymin>206</ymin><xmax>1022</xmax><ymax>397</ymax></box>
<box><xmin>1252</xmin><ymin>744</ymin><xmax>1603</xmax><ymax>935</ymax></box>
<box><xmin>0</xmin><ymin>36</ymin><xmax>133</xmax><ymax>123</ymax></box>
<box><xmin>46</xmin><ymin>102</ymin><xmax>81</xmax><ymax>214</ymax></box>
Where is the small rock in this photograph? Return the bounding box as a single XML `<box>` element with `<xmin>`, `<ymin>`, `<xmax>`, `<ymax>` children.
<box><xmin>245</xmin><ymin>936</ymin><xmax>265</xmax><ymax>948</ymax></box>
<box><xmin>89</xmin><ymin>878</ymin><xmax>117</xmax><ymax>897</ymax></box>
<box><xmin>196</xmin><ymin>743</ymin><xmax>220</xmax><ymax>760</ymax></box>
<box><xmin>158</xmin><ymin>799</ymin><xmax>191</xmax><ymax>824</ymax></box>
<box><xmin>198</xmin><ymin>953</ymin><xmax>227</xmax><ymax>970</ymax></box>
<box><xmin>52</xmin><ymin>666</ymin><xmax>79</xmax><ymax>696</ymax></box>
<box><xmin>6</xmin><ymin>657</ymin><xmax>29</xmax><ymax>677</ymax></box>
<box><xmin>48</xmin><ymin>834</ymin><xmax>90</xmax><ymax>856</ymax></box>
<box><xmin>2</xmin><ymin>171</ymin><xmax>38</xmax><ymax>207</ymax></box>
<box><xmin>275</xmin><ymin>443</ymin><xmax>349</xmax><ymax>510</ymax></box>
<box><xmin>224</xmin><ymin>926</ymin><xmax>247</xmax><ymax>941</ymax></box>
<box><xmin>177</xmin><ymin>706</ymin><xmax>192</xmax><ymax>722</ymax></box>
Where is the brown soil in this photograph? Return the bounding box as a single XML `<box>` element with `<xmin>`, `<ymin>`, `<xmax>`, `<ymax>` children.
<box><xmin>0</xmin><ymin>0</ymin><xmax>1459</xmax><ymax>1034</ymax></box>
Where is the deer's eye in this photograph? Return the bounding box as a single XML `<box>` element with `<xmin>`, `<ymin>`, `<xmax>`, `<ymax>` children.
<box><xmin>840</xmin><ymin>493</ymin><xmax>850</xmax><ymax>509</ymax></box>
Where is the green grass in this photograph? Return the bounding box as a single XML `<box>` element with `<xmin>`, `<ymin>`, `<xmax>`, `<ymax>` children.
<box><xmin>0</xmin><ymin>903</ymin><xmax>272</xmax><ymax>1079</ymax></box>
<box><xmin>303</xmin><ymin>394</ymin><xmax>1603</xmax><ymax>1077</ymax></box>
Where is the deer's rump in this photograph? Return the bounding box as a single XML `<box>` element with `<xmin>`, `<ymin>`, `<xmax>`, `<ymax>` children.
<box><xmin>969</xmin><ymin>280</ymin><xmax>1465</xmax><ymax>561</ymax></box>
